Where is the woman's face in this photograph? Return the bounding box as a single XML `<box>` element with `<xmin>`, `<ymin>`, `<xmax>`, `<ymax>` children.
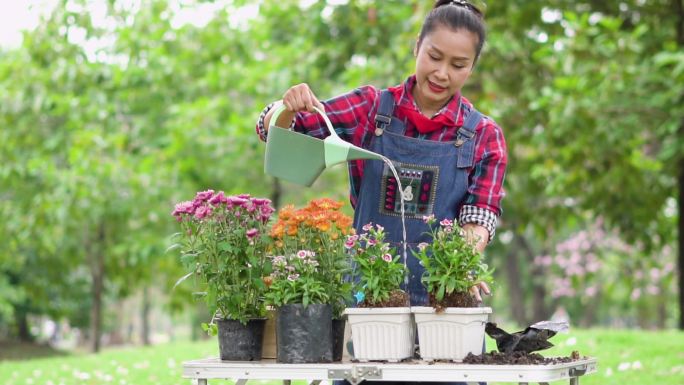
<box><xmin>413</xmin><ymin>25</ymin><xmax>478</xmax><ymax>112</ymax></box>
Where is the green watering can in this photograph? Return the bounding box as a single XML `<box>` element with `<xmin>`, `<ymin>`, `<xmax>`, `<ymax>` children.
<box><xmin>264</xmin><ymin>104</ymin><xmax>384</xmax><ymax>186</ymax></box>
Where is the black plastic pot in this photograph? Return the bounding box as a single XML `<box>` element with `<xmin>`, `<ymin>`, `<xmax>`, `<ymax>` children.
<box><xmin>276</xmin><ymin>304</ymin><xmax>332</xmax><ymax>363</ymax></box>
<box><xmin>332</xmin><ymin>318</ymin><xmax>346</xmax><ymax>362</ymax></box>
<box><xmin>217</xmin><ymin>318</ymin><xmax>266</xmax><ymax>361</ymax></box>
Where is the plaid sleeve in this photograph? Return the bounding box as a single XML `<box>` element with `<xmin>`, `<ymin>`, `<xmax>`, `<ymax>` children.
<box><xmin>256</xmin><ymin>87</ymin><xmax>376</xmax><ymax>143</ymax></box>
<box><xmin>291</xmin><ymin>86</ymin><xmax>377</xmax><ymax>142</ymax></box>
<box><xmin>462</xmin><ymin>116</ymin><xmax>508</xmax><ymax>217</ymax></box>
<box><xmin>458</xmin><ymin>204</ymin><xmax>498</xmax><ymax>242</ymax></box>
<box><xmin>256</xmin><ymin>101</ymin><xmax>295</xmax><ymax>142</ymax></box>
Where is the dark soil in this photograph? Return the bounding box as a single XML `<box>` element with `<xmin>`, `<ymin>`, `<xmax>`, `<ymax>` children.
<box><xmin>358</xmin><ymin>290</ymin><xmax>410</xmax><ymax>307</ymax></box>
<box><xmin>429</xmin><ymin>291</ymin><xmax>478</xmax><ymax>312</ymax></box>
<box><xmin>462</xmin><ymin>350</ymin><xmax>584</xmax><ymax>365</ymax></box>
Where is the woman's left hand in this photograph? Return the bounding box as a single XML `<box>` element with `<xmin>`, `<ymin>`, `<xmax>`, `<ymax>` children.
<box><xmin>461</xmin><ymin>224</ymin><xmax>491</xmax><ymax>303</ymax></box>
<box><xmin>469</xmin><ymin>281</ymin><xmax>491</xmax><ymax>303</ymax></box>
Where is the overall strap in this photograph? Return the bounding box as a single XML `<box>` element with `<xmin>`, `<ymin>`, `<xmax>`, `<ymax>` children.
<box><xmin>456</xmin><ymin>108</ymin><xmax>482</xmax><ymax>168</ymax></box>
<box><xmin>374</xmin><ymin>90</ymin><xmax>395</xmax><ymax>136</ymax></box>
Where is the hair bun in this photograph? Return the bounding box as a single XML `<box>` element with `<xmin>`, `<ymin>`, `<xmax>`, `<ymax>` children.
<box><xmin>436</xmin><ymin>0</ymin><xmax>484</xmax><ymax>18</ymax></box>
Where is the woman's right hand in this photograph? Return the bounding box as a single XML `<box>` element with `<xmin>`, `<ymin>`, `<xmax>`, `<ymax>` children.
<box><xmin>282</xmin><ymin>83</ymin><xmax>325</xmax><ymax>113</ymax></box>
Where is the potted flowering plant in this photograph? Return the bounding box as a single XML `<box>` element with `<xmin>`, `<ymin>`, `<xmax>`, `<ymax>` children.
<box><xmin>344</xmin><ymin>223</ymin><xmax>414</xmax><ymax>362</ymax></box>
<box><xmin>267</xmin><ymin>198</ymin><xmax>353</xmax><ymax>363</ymax></box>
<box><xmin>171</xmin><ymin>190</ymin><xmax>275</xmax><ymax>361</ymax></box>
<box><xmin>264</xmin><ymin>249</ymin><xmax>332</xmax><ymax>363</ymax></box>
<box><xmin>411</xmin><ymin>215</ymin><xmax>494</xmax><ymax>362</ymax></box>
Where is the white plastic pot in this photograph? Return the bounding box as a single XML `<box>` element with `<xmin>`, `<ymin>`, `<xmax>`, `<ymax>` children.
<box><xmin>412</xmin><ymin>306</ymin><xmax>492</xmax><ymax>362</ymax></box>
<box><xmin>344</xmin><ymin>307</ymin><xmax>414</xmax><ymax>362</ymax></box>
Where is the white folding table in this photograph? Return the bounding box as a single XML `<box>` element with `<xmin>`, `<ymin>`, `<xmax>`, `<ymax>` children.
<box><xmin>182</xmin><ymin>358</ymin><xmax>597</xmax><ymax>385</ymax></box>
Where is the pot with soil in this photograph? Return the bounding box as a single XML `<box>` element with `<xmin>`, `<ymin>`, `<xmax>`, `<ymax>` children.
<box><xmin>344</xmin><ymin>224</ymin><xmax>415</xmax><ymax>362</ymax></box>
<box><xmin>345</xmin><ymin>290</ymin><xmax>414</xmax><ymax>362</ymax></box>
<box><xmin>276</xmin><ymin>303</ymin><xmax>333</xmax><ymax>363</ymax></box>
<box><xmin>331</xmin><ymin>316</ymin><xmax>347</xmax><ymax>362</ymax></box>
<box><xmin>411</xmin><ymin>219</ymin><xmax>494</xmax><ymax>362</ymax></box>
<box><xmin>217</xmin><ymin>318</ymin><xmax>266</xmax><ymax>361</ymax></box>
<box><xmin>412</xmin><ymin>292</ymin><xmax>491</xmax><ymax>362</ymax></box>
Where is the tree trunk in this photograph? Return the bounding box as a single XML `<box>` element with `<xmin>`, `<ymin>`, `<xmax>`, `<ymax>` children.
<box><xmin>141</xmin><ymin>286</ymin><xmax>151</xmax><ymax>346</ymax></box>
<box><xmin>89</xmin><ymin>222</ymin><xmax>106</xmax><ymax>353</ymax></box>
<box><xmin>14</xmin><ymin>306</ymin><xmax>32</xmax><ymax>342</ymax></box>
<box><xmin>678</xmin><ymin>147</ymin><xmax>684</xmax><ymax>330</ymax></box>
<box><xmin>657</xmin><ymin>294</ymin><xmax>667</xmax><ymax>329</ymax></box>
<box><xmin>580</xmin><ymin>291</ymin><xmax>601</xmax><ymax>327</ymax></box>
<box><xmin>505</xmin><ymin>247</ymin><xmax>527</xmax><ymax>325</ymax></box>
<box><xmin>270</xmin><ymin>178</ymin><xmax>282</xmax><ymax>210</ymax></box>
<box><xmin>516</xmin><ymin>235</ymin><xmax>549</xmax><ymax>322</ymax></box>
<box><xmin>676</xmin><ymin>0</ymin><xmax>684</xmax><ymax>331</ymax></box>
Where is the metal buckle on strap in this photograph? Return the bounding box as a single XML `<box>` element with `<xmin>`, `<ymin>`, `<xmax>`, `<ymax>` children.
<box><xmin>454</xmin><ymin>129</ymin><xmax>475</xmax><ymax>147</ymax></box>
<box><xmin>375</xmin><ymin>115</ymin><xmax>391</xmax><ymax>136</ymax></box>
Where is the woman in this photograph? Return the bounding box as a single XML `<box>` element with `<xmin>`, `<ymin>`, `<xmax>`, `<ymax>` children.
<box><xmin>256</xmin><ymin>0</ymin><xmax>506</xmax><ymax>308</ymax></box>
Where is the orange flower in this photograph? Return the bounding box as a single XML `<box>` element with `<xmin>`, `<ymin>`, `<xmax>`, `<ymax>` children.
<box><xmin>278</xmin><ymin>204</ymin><xmax>296</xmax><ymax>221</ymax></box>
<box><xmin>272</xmin><ymin>198</ymin><xmax>352</xmax><ymax>253</ymax></box>
<box><xmin>310</xmin><ymin>198</ymin><xmax>343</xmax><ymax>211</ymax></box>
<box><xmin>316</xmin><ymin>222</ymin><xmax>331</xmax><ymax>232</ymax></box>
<box><xmin>270</xmin><ymin>223</ymin><xmax>285</xmax><ymax>238</ymax></box>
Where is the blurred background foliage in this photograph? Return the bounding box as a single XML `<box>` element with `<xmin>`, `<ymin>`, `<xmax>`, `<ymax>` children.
<box><xmin>0</xmin><ymin>0</ymin><xmax>682</xmax><ymax>352</ymax></box>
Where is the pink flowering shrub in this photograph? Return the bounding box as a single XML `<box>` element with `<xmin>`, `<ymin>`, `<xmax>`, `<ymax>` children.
<box><xmin>347</xmin><ymin>223</ymin><xmax>406</xmax><ymax>305</ymax></box>
<box><xmin>413</xmin><ymin>215</ymin><xmax>494</xmax><ymax>302</ymax></box>
<box><xmin>172</xmin><ymin>190</ymin><xmax>275</xmax><ymax>325</ymax></box>
<box><xmin>535</xmin><ymin>219</ymin><xmax>677</xmax><ymax>326</ymax></box>
<box><xmin>264</xmin><ymin>250</ymin><xmax>329</xmax><ymax>308</ymax></box>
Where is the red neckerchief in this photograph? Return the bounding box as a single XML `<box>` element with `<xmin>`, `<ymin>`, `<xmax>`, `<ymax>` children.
<box><xmin>388</xmin><ymin>76</ymin><xmax>459</xmax><ymax>134</ymax></box>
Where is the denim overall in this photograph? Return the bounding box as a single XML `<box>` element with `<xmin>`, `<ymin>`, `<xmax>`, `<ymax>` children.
<box><xmin>354</xmin><ymin>90</ymin><xmax>482</xmax><ymax>304</ymax></box>
<box><xmin>338</xmin><ymin>91</ymin><xmax>484</xmax><ymax>385</ymax></box>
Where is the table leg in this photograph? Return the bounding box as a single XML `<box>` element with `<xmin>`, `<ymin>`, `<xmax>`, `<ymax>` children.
<box><xmin>310</xmin><ymin>381</ymin><xmax>322</xmax><ymax>385</ymax></box>
<box><xmin>197</xmin><ymin>380</ymin><xmax>207</xmax><ymax>385</ymax></box>
<box><xmin>283</xmin><ymin>380</ymin><xmax>292</xmax><ymax>385</ymax></box>
<box><xmin>236</xmin><ymin>380</ymin><xmax>248</xmax><ymax>385</ymax></box>
<box><xmin>569</xmin><ymin>378</ymin><xmax>579</xmax><ymax>385</ymax></box>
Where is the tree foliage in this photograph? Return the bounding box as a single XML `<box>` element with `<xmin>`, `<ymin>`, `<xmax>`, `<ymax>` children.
<box><xmin>0</xmin><ymin>0</ymin><xmax>682</xmax><ymax>345</ymax></box>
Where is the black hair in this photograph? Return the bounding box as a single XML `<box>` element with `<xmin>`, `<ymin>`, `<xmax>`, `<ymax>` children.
<box><xmin>418</xmin><ymin>0</ymin><xmax>486</xmax><ymax>63</ymax></box>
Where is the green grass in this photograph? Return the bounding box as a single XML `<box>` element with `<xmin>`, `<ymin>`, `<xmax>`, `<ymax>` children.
<box><xmin>1</xmin><ymin>329</ymin><xmax>683</xmax><ymax>385</ymax></box>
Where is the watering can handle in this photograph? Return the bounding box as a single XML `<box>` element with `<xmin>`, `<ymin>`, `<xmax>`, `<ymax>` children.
<box><xmin>268</xmin><ymin>104</ymin><xmax>342</xmax><ymax>140</ymax></box>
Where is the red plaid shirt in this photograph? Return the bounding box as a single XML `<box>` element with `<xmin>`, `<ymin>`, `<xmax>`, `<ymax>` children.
<box><xmin>257</xmin><ymin>75</ymin><xmax>507</xmax><ymax>219</ymax></box>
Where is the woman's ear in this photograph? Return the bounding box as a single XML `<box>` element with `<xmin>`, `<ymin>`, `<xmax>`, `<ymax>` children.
<box><xmin>413</xmin><ymin>37</ymin><xmax>420</xmax><ymax>57</ymax></box>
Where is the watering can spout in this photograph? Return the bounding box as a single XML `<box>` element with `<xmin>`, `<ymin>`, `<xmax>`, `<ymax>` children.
<box><xmin>264</xmin><ymin>105</ymin><xmax>384</xmax><ymax>186</ymax></box>
<box><xmin>323</xmin><ymin>134</ymin><xmax>384</xmax><ymax>168</ymax></box>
